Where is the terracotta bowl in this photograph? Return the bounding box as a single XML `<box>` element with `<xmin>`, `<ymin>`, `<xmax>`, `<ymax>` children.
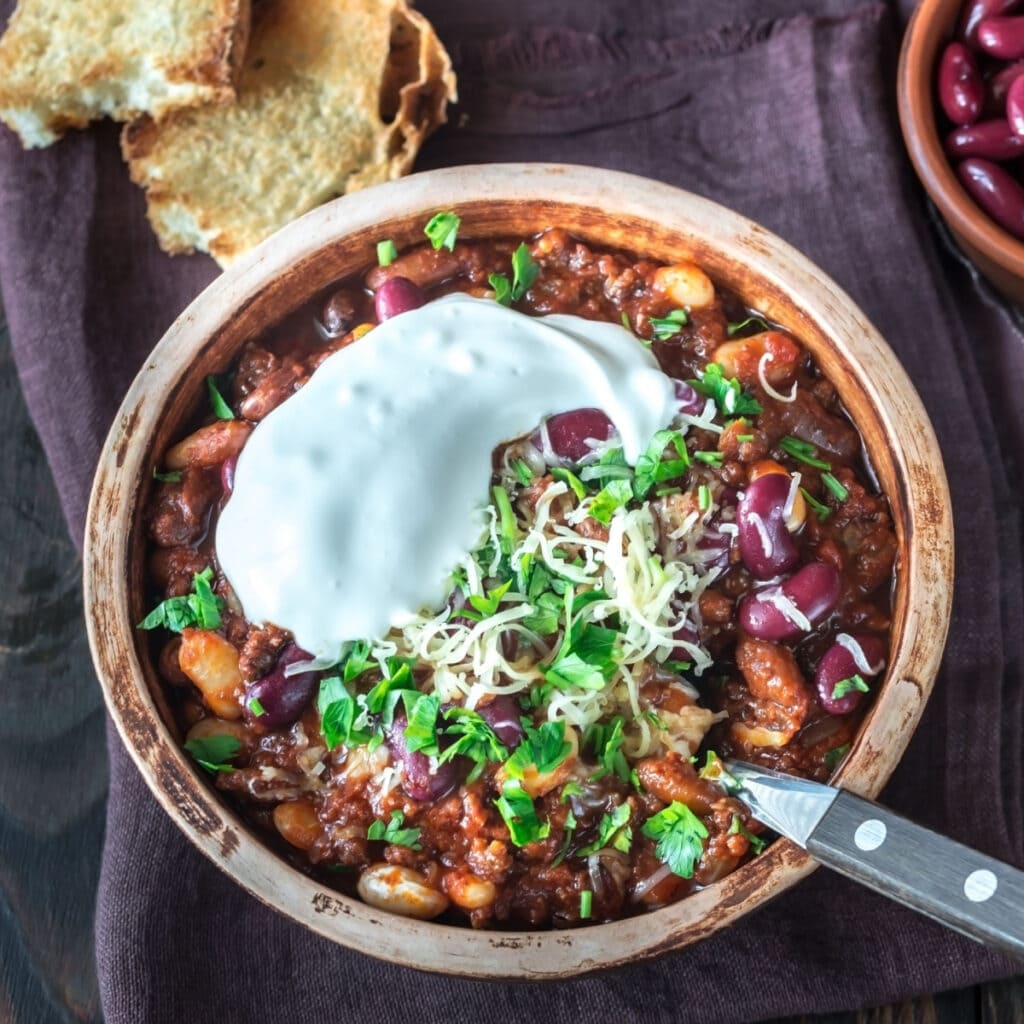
<box><xmin>84</xmin><ymin>163</ymin><xmax>954</xmax><ymax>979</ymax></box>
<box><xmin>898</xmin><ymin>0</ymin><xmax>1024</xmax><ymax>303</ymax></box>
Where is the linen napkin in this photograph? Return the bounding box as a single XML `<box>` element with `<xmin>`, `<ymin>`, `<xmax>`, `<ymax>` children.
<box><xmin>0</xmin><ymin>1</ymin><xmax>1021</xmax><ymax>1021</ymax></box>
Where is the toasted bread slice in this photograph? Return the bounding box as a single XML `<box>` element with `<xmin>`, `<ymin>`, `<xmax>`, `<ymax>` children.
<box><xmin>0</xmin><ymin>0</ymin><xmax>250</xmax><ymax>148</ymax></box>
<box><xmin>122</xmin><ymin>0</ymin><xmax>456</xmax><ymax>267</ymax></box>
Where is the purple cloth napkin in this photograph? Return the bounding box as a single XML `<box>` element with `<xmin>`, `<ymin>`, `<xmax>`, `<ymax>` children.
<box><xmin>1</xmin><ymin>1</ymin><xmax>1022</xmax><ymax>1020</ymax></box>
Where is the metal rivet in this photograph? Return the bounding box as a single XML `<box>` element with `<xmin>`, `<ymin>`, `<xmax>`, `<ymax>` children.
<box><xmin>854</xmin><ymin>819</ymin><xmax>887</xmax><ymax>851</ymax></box>
<box><xmin>964</xmin><ymin>869</ymin><xmax>998</xmax><ymax>903</ymax></box>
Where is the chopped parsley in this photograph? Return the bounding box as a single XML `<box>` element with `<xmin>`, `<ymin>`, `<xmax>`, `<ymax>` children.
<box><xmin>152</xmin><ymin>466</ymin><xmax>182</xmax><ymax>484</ymax></box>
<box><xmin>649</xmin><ymin>308</ymin><xmax>689</xmax><ymax>341</ymax></box>
<box><xmin>589</xmin><ymin>478</ymin><xmax>633</xmax><ymax>524</ymax></box>
<box><xmin>317</xmin><ymin>677</ymin><xmax>373</xmax><ymax>750</ymax></box>
<box><xmin>726</xmin><ymin>315</ymin><xmax>771</xmax><ymax>337</ymax></box>
<box><xmin>689</xmin><ymin>363</ymin><xmax>762</xmax><ymax>418</ymax></box>
<box><xmin>461</xmin><ymin>578</ymin><xmax>513</xmax><ymax>622</ymax></box>
<box><xmin>138</xmin><ymin>567</ymin><xmax>224</xmax><ymax>633</ymax></box>
<box><xmin>424</xmin><ymin>211</ymin><xmax>460</xmax><ymax>251</ymax></box>
<box><xmin>585</xmin><ymin>715</ymin><xmax>629</xmax><ymax>782</ymax></box>
<box><xmin>489</xmin><ymin>242</ymin><xmax>539</xmax><ymax>305</ymax></box>
<box><xmin>698</xmin><ymin>750</ymin><xmax>740</xmax><ymax>794</ymax></box>
<box><xmin>577</xmin><ymin>803</ymin><xmax>633</xmax><ymax>856</ymax></box>
<box><xmin>778</xmin><ymin>436</ymin><xmax>831</xmax><ymax>470</ymax></box>
<box><xmin>183</xmin><ymin>734</ymin><xmax>241</xmax><ymax>773</ymax></box>
<box><xmin>551</xmin><ymin>807</ymin><xmax>578</xmax><ymax>867</ymax></box>
<box><xmin>543</xmin><ymin>590</ymin><xmax>619</xmax><ymax>692</ymax></box>
<box><xmin>551</xmin><ymin>466</ymin><xmax>587</xmax><ymax>501</ymax></box>
<box><xmin>579</xmin><ymin>889</ymin><xmax>593</xmax><ymax>919</ymax></box>
<box><xmin>504</xmin><ymin>719</ymin><xmax>572</xmax><ymax>781</ymax></box>
<box><xmin>824</xmin><ymin>743</ymin><xmax>851</xmax><ymax>772</ymax></box>
<box><xmin>438</xmin><ymin>707</ymin><xmax>508</xmax><ymax>782</ymax></box>
<box><xmin>367</xmin><ymin>810</ymin><xmax>422</xmax><ymax>850</ymax></box>
<box><xmin>633</xmin><ymin>430</ymin><xmax>690</xmax><ymax>499</ymax></box>
<box><xmin>206</xmin><ymin>375</ymin><xmax>234</xmax><ymax>420</ymax></box>
<box><xmin>728</xmin><ymin>814</ymin><xmax>766</xmax><ymax>855</ymax></box>
<box><xmin>831</xmin><ymin>674</ymin><xmax>869</xmax><ymax>700</ymax></box>
<box><xmin>376</xmin><ymin>239</ymin><xmax>398</xmax><ymax>266</ymax></box>
<box><xmin>492</xmin><ymin>484</ymin><xmax>519</xmax><ymax>558</ymax></box>
<box><xmin>495</xmin><ymin>781</ymin><xmax>551</xmax><ymax>846</ymax></box>
<box><xmin>821</xmin><ymin>472</ymin><xmax>849</xmax><ymax>502</ymax></box>
<box><xmin>642</xmin><ymin>801</ymin><xmax>708</xmax><ymax>878</ymax></box>
<box><xmin>800</xmin><ymin>486</ymin><xmax>831</xmax><ymax>521</ymax></box>
<box><xmin>401</xmin><ymin>691</ymin><xmax>441</xmax><ymax>755</ymax></box>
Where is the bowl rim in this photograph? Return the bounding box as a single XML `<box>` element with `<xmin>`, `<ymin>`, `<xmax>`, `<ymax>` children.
<box><xmin>897</xmin><ymin>0</ymin><xmax>1024</xmax><ymax>272</ymax></box>
<box><xmin>83</xmin><ymin>162</ymin><xmax>954</xmax><ymax>979</ymax></box>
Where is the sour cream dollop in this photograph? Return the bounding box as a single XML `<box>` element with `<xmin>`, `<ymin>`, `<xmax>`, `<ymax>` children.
<box><xmin>216</xmin><ymin>293</ymin><xmax>677</xmax><ymax>659</ymax></box>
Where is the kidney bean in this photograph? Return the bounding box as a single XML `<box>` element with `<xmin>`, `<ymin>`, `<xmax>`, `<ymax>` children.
<box><xmin>476</xmin><ymin>695</ymin><xmax>525</xmax><ymax>748</ymax></box>
<box><xmin>221</xmin><ymin>454</ymin><xmax>237</xmax><ymax>494</ymax></box>
<box><xmin>815</xmin><ymin>633</ymin><xmax>887</xmax><ymax>714</ymax></box>
<box><xmin>945</xmin><ymin>119</ymin><xmax>1024</xmax><ymax>159</ymax></box>
<box><xmin>386</xmin><ymin>713</ymin><xmax>464</xmax><ymax>802</ymax></box>
<box><xmin>669</xmin><ymin>624</ymin><xmax>700</xmax><ymax>662</ymax></box>
<box><xmin>319</xmin><ymin>288</ymin><xmax>359</xmax><ymax>337</ymax></box>
<box><xmin>374</xmin><ymin>276</ymin><xmax>426</xmax><ymax>321</ymax></box>
<box><xmin>977</xmin><ymin>15</ymin><xmax>1024</xmax><ymax>59</ymax></box>
<box><xmin>986</xmin><ymin>59</ymin><xmax>1024</xmax><ymax>111</ymax></box>
<box><xmin>1008</xmin><ymin>74</ymin><xmax>1024</xmax><ymax>135</ymax></box>
<box><xmin>938</xmin><ymin>43</ymin><xmax>984</xmax><ymax>125</ymax></box>
<box><xmin>738</xmin><ymin>561</ymin><xmax>841</xmax><ymax>642</ymax></box>
<box><xmin>736</xmin><ymin>473</ymin><xmax>800</xmax><ymax>579</ymax></box>
<box><xmin>673</xmin><ymin>379</ymin><xmax>705</xmax><ymax>415</ymax></box>
<box><xmin>959</xmin><ymin>0</ymin><xmax>1021</xmax><ymax>47</ymax></box>
<box><xmin>244</xmin><ymin>644</ymin><xmax>318</xmax><ymax>728</ymax></box>
<box><xmin>534</xmin><ymin>408</ymin><xmax>615</xmax><ymax>463</ymax></box>
<box><xmin>955</xmin><ymin>157</ymin><xmax>1024</xmax><ymax>238</ymax></box>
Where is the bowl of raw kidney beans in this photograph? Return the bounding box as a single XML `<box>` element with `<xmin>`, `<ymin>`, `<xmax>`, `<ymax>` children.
<box><xmin>899</xmin><ymin>0</ymin><xmax>1024</xmax><ymax>302</ymax></box>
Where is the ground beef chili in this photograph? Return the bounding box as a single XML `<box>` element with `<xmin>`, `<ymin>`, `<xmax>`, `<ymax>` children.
<box><xmin>139</xmin><ymin>219</ymin><xmax>896</xmax><ymax>929</ymax></box>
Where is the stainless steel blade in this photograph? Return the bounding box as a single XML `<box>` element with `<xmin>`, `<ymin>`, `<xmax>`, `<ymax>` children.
<box><xmin>724</xmin><ymin>759</ymin><xmax>838</xmax><ymax>846</ymax></box>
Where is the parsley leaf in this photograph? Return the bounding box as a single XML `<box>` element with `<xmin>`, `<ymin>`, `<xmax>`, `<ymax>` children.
<box><xmin>728</xmin><ymin>814</ymin><xmax>766</xmax><ymax>854</ymax></box>
<box><xmin>152</xmin><ymin>466</ymin><xmax>182</xmax><ymax>484</ymax></box>
<box><xmin>490</xmin><ymin>242</ymin><xmax>539</xmax><ymax>306</ymax></box>
<box><xmin>585</xmin><ymin>715</ymin><xmax>630</xmax><ymax>781</ymax></box>
<box><xmin>551</xmin><ymin>466</ymin><xmax>587</xmax><ymax>501</ymax></box>
<box><xmin>726</xmin><ymin>315</ymin><xmax>771</xmax><ymax>337</ymax></box>
<box><xmin>831</xmin><ymin>674</ymin><xmax>869</xmax><ymax>700</ymax></box>
<box><xmin>402</xmin><ymin>691</ymin><xmax>441</xmax><ymax>755</ymax></box>
<box><xmin>698</xmin><ymin>750</ymin><xmax>740</xmax><ymax>794</ymax></box>
<box><xmin>642</xmin><ymin>801</ymin><xmax>708</xmax><ymax>878</ymax></box>
<box><xmin>503</xmin><ymin>719</ymin><xmax>572</xmax><ymax>781</ymax></box>
<box><xmin>551</xmin><ymin>807</ymin><xmax>578</xmax><ymax>867</ymax></box>
<box><xmin>589</xmin><ymin>478</ymin><xmax>633</xmax><ymax>524</ymax></box>
<box><xmin>577</xmin><ymin>803</ymin><xmax>633</xmax><ymax>856</ymax></box>
<box><xmin>424</xmin><ymin>211</ymin><xmax>460</xmax><ymax>251</ymax></box>
<box><xmin>138</xmin><ymin>567</ymin><xmax>224</xmax><ymax>632</ymax></box>
<box><xmin>184</xmin><ymin>734</ymin><xmax>241</xmax><ymax>773</ymax></box>
<box><xmin>492</xmin><ymin>484</ymin><xmax>519</xmax><ymax>558</ymax></box>
<box><xmin>489</xmin><ymin>273</ymin><xmax>512</xmax><ymax>305</ymax></box>
<box><xmin>206</xmin><ymin>375</ymin><xmax>235</xmax><ymax>420</ymax></box>
<box><xmin>688</xmin><ymin>363</ymin><xmax>762</xmax><ymax>418</ymax></box>
<box><xmin>649</xmin><ymin>308</ymin><xmax>689</xmax><ymax>341</ymax></box>
<box><xmin>438</xmin><ymin>707</ymin><xmax>508</xmax><ymax>782</ymax></box>
<box><xmin>367</xmin><ymin>810</ymin><xmax>422</xmax><ymax>850</ymax></box>
<box><xmin>494</xmin><ymin>781</ymin><xmax>551</xmax><ymax>847</ymax></box>
<box><xmin>462</xmin><ymin>578</ymin><xmax>513</xmax><ymax>622</ymax></box>
<box><xmin>824</xmin><ymin>742</ymin><xmax>851</xmax><ymax>772</ymax></box>
<box><xmin>317</xmin><ymin>677</ymin><xmax>373</xmax><ymax>750</ymax></box>
<box><xmin>800</xmin><ymin>486</ymin><xmax>831</xmax><ymax>522</ymax></box>
<box><xmin>633</xmin><ymin>430</ymin><xmax>690</xmax><ymax>499</ymax></box>
<box><xmin>376</xmin><ymin>239</ymin><xmax>397</xmax><ymax>266</ymax></box>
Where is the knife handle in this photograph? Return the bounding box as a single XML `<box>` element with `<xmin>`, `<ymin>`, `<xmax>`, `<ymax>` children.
<box><xmin>806</xmin><ymin>790</ymin><xmax>1024</xmax><ymax>961</ymax></box>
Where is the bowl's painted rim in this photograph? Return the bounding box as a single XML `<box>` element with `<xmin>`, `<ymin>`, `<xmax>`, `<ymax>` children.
<box><xmin>84</xmin><ymin>163</ymin><xmax>953</xmax><ymax>979</ymax></box>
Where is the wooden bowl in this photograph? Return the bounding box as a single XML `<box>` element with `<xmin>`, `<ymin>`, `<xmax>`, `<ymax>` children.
<box><xmin>898</xmin><ymin>0</ymin><xmax>1024</xmax><ymax>303</ymax></box>
<box><xmin>83</xmin><ymin>163</ymin><xmax>954</xmax><ymax>979</ymax></box>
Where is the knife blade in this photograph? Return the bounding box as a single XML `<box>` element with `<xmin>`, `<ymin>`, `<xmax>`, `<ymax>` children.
<box><xmin>724</xmin><ymin>759</ymin><xmax>1024</xmax><ymax>961</ymax></box>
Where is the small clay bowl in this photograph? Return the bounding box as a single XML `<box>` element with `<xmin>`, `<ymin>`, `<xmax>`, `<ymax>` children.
<box><xmin>899</xmin><ymin>0</ymin><xmax>1024</xmax><ymax>303</ymax></box>
<box><xmin>83</xmin><ymin>163</ymin><xmax>954</xmax><ymax>979</ymax></box>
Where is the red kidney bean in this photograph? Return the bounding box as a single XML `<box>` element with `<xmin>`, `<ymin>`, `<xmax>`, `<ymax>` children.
<box><xmin>736</xmin><ymin>474</ymin><xmax>800</xmax><ymax>579</ymax></box>
<box><xmin>244</xmin><ymin>644</ymin><xmax>318</xmax><ymax>728</ymax></box>
<box><xmin>945</xmin><ymin>119</ymin><xmax>1024</xmax><ymax>159</ymax></box>
<box><xmin>815</xmin><ymin>633</ymin><xmax>887</xmax><ymax>715</ymax></box>
<box><xmin>373</xmin><ymin>276</ymin><xmax>426</xmax><ymax>321</ymax></box>
<box><xmin>977</xmin><ymin>15</ymin><xmax>1024</xmax><ymax>59</ymax></box>
<box><xmin>534</xmin><ymin>408</ymin><xmax>615</xmax><ymax>463</ymax></box>
<box><xmin>738</xmin><ymin>561</ymin><xmax>841</xmax><ymax>642</ymax></box>
<box><xmin>938</xmin><ymin>42</ymin><xmax>984</xmax><ymax>125</ymax></box>
<box><xmin>986</xmin><ymin>59</ymin><xmax>1024</xmax><ymax>111</ymax></box>
<box><xmin>386</xmin><ymin>713</ymin><xmax>465</xmax><ymax>802</ymax></box>
<box><xmin>959</xmin><ymin>0</ymin><xmax>1021</xmax><ymax>47</ymax></box>
<box><xmin>475</xmin><ymin>695</ymin><xmax>524</xmax><ymax>748</ymax></box>
<box><xmin>673</xmin><ymin>379</ymin><xmax>705</xmax><ymax>415</ymax></box>
<box><xmin>669</xmin><ymin>623</ymin><xmax>700</xmax><ymax>662</ymax></box>
<box><xmin>1008</xmin><ymin>73</ymin><xmax>1024</xmax><ymax>135</ymax></box>
<box><xmin>220</xmin><ymin>454</ymin><xmax>237</xmax><ymax>494</ymax></box>
<box><xmin>956</xmin><ymin>157</ymin><xmax>1024</xmax><ymax>238</ymax></box>
<box><xmin>693</xmin><ymin>528</ymin><xmax>731</xmax><ymax>570</ymax></box>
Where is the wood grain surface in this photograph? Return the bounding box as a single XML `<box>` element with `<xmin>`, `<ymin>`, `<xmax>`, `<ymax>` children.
<box><xmin>0</xmin><ymin>308</ymin><xmax>1019</xmax><ymax>1021</ymax></box>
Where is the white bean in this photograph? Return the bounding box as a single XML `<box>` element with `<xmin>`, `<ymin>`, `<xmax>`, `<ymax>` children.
<box><xmin>357</xmin><ymin>863</ymin><xmax>449</xmax><ymax>920</ymax></box>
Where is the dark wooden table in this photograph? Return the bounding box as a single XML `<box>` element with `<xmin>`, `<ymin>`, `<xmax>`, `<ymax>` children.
<box><xmin>0</xmin><ymin>306</ymin><xmax>1020</xmax><ymax>1023</ymax></box>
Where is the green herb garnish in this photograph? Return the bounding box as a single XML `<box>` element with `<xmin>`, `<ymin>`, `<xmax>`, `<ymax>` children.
<box><xmin>184</xmin><ymin>734</ymin><xmax>241</xmax><ymax>773</ymax></box>
<box><xmin>698</xmin><ymin>750</ymin><xmax>740</xmax><ymax>794</ymax></box>
<box><xmin>495</xmin><ymin>781</ymin><xmax>551</xmax><ymax>847</ymax></box>
<box><xmin>367</xmin><ymin>810</ymin><xmax>422</xmax><ymax>850</ymax></box>
<box><xmin>800</xmin><ymin>487</ymin><xmax>831</xmax><ymax>521</ymax></box>
<box><xmin>376</xmin><ymin>239</ymin><xmax>398</xmax><ymax>266</ymax></box>
<box><xmin>736</xmin><ymin>433</ymin><xmax>755</xmax><ymax>443</ymax></box>
<box><xmin>778</xmin><ymin>436</ymin><xmax>831</xmax><ymax>470</ymax></box>
<box><xmin>460</xmin><ymin>578</ymin><xmax>513</xmax><ymax>622</ymax></box>
<box><xmin>577</xmin><ymin>803</ymin><xmax>633</xmax><ymax>856</ymax></box>
<box><xmin>831</xmin><ymin>674</ymin><xmax>869</xmax><ymax>700</ymax></box>
<box><xmin>206</xmin><ymin>375</ymin><xmax>234</xmax><ymax>420</ymax></box>
<box><xmin>543</xmin><ymin>590</ymin><xmax>619</xmax><ymax>692</ymax></box>
<box><xmin>824</xmin><ymin>743</ymin><xmax>851</xmax><ymax>772</ymax></box>
<box><xmin>589</xmin><ymin>478</ymin><xmax>633</xmax><ymax>524</ymax></box>
<box><xmin>513</xmin><ymin>459</ymin><xmax>534</xmax><ymax>486</ymax></box>
<box><xmin>492</xmin><ymin>485</ymin><xmax>519</xmax><ymax>558</ymax></box>
<box><xmin>152</xmin><ymin>466</ymin><xmax>182</xmax><ymax>484</ymax></box>
<box><xmin>728</xmin><ymin>814</ymin><xmax>766</xmax><ymax>855</ymax></box>
<box><xmin>688</xmin><ymin>363</ymin><xmax>762</xmax><ymax>418</ymax></box>
<box><xmin>138</xmin><ymin>567</ymin><xmax>224</xmax><ymax>632</ymax></box>
<box><xmin>633</xmin><ymin>430</ymin><xmax>690</xmax><ymax>499</ymax></box>
<box><xmin>424</xmin><ymin>211</ymin><xmax>460</xmax><ymax>251</ymax></box>
<box><xmin>248</xmin><ymin>698</ymin><xmax>266</xmax><ymax>718</ymax></box>
<box><xmin>726</xmin><ymin>315</ymin><xmax>771</xmax><ymax>337</ymax></box>
<box><xmin>585</xmin><ymin>715</ymin><xmax>629</xmax><ymax>782</ymax></box>
<box><xmin>438</xmin><ymin>707</ymin><xmax>509</xmax><ymax>782</ymax></box>
<box><xmin>821</xmin><ymin>472</ymin><xmax>849</xmax><ymax>502</ymax></box>
<box><xmin>649</xmin><ymin>308</ymin><xmax>689</xmax><ymax>341</ymax></box>
<box><xmin>401</xmin><ymin>691</ymin><xmax>441</xmax><ymax>755</ymax></box>
<box><xmin>551</xmin><ymin>466</ymin><xmax>587</xmax><ymax>501</ymax></box>
<box><xmin>698</xmin><ymin>484</ymin><xmax>711</xmax><ymax>510</ymax></box>
<box><xmin>489</xmin><ymin>242</ymin><xmax>539</xmax><ymax>305</ymax></box>
<box><xmin>504</xmin><ymin>719</ymin><xmax>572</xmax><ymax>781</ymax></box>
<box><xmin>642</xmin><ymin>801</ymin><xmax>708</xmax><ymax>878</ymax></box>
<box><xmin>693</xmin><ymin>451</ymin><xmax>724</xmax><ymax>466</ymax></box>
<box><xmin>317</xmin><ymin>677</ymin><xmax>373</xmax><ymax>750</ymax></box>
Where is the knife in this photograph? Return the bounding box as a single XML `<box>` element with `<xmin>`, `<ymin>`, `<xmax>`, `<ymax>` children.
<box><xmin>723</xmin><ymin>759</ymin><xmax>1024</xmax><ymax>961</ymax></box>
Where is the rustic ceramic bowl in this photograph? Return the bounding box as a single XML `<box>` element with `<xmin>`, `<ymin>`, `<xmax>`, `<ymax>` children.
<box><xmin>898</xmin><ymin>0</ymin><xmax>1024</xmax><ymax>303</ymax></box>
<box><xmin>84</xmin><ymin>163</ymin><xmax>954</xmax><ymax>979</ymax></box>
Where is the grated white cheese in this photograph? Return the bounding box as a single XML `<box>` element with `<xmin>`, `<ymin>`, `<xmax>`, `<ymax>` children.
<box><xmin>836</xmin><ymin>633</ymin><xmax>885</xmax><ymax>675</ymax></box>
